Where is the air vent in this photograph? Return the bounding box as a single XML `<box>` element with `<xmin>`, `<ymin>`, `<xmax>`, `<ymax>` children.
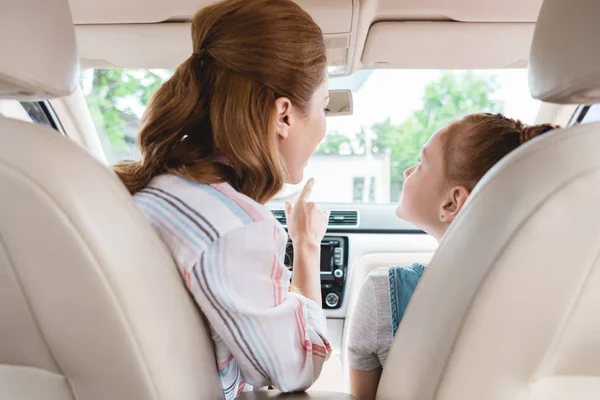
<box><xmin>272</xmin><ymin>209</ymin><xmax>287</xmax><ymax>225</ymax></box>
<box><xmin>271</xmin><ymin>209</ymin><xmax>359</xmax><ymax>227</ymax></box>
<box><xmin>329</xmin><ymin>210</ymin><xmax>359</xmax><ymax>227</ymax></box>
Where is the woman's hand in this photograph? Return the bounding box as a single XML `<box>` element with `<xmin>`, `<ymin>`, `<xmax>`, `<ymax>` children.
<box><xmin>285</xmin><ymin>178</ymin><xmax>330</xmax><ymax>249</ymax></box>
<box><xmin>285</xmin><ymin>178</ymin><xmax>330</xmax><ymax>304</ymax></box>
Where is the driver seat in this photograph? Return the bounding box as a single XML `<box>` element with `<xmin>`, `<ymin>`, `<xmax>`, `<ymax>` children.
<box><xmin>0</xmin><ymin>0</ymin><xmax>223</xmax><ymax>398</ymax></box>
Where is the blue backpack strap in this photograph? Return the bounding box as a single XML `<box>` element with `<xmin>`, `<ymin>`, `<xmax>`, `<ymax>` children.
<box><xmin>388</xmin><ymin>263</ymin><xmax>426</xmax><ymax>336</ymax></box>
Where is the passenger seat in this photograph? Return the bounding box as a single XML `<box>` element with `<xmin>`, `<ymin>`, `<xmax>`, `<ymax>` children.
<box><xmin>377</xmin><ymin>0</ymin><xmax>600</xmax><ymax>399</ymax></box>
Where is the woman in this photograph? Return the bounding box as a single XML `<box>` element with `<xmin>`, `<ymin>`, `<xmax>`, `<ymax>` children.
<box><xmin>348</xmin><ymin>113</ymin><xmax>560</xmax><ymax>400</ymax></box>
<box><xmin>114</xmin><ymin>0</ymin><xmax>332</xmax><ymax>397</ymax></box>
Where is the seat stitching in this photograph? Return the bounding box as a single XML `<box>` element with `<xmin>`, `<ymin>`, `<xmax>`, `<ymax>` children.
<box><xmin>0</xmin><ymin>236</ymin><xmax>76</xmax><ymax>398</ymax></box>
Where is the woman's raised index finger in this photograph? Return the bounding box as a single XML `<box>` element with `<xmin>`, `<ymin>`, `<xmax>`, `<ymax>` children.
<box><xmin>298</xmin><ymin>178</ymin><xmax>314</xmax><ymax>201</ymax></box>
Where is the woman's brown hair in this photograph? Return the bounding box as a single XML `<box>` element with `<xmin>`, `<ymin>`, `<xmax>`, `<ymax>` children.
<box><xmin>442</xmin><ymin>113</ymin><xmax>561</xmax><ymax>190</ymax></box>
<box><xmin>113</xmin><ymin>0</ymin><xmax>327</xmax><ymax>204</ymax></box>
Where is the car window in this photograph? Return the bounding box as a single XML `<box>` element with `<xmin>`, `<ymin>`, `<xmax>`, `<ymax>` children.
<box><xmin>0</xmin><ymin>100</ymin><xmax>33</xmax><ymax>123</ymax></box>
<box><xmin>580</xmin><ymin>104</ymin><xmax>600</xmax><ymax>124</ymax></box>
<box><xmin>80</xmin><ymin>68</ymin><xmax>540</xmax><ymax>204</ymax></box>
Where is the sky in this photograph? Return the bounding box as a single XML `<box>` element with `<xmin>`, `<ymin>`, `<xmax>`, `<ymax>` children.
<box><xmin>283</xmin><ymin>68</ymin><xmax>541</xmax><ymax>201</ymax></box>
<box><xmin>326</xmin><ymin>68</ymin><xmax>540</xmax><ymax>137</ymax></box>
<box><xmin>81</xmin><ymin>67</ymin><xmax>539</xmax><ymax>137</ymax></box>
<box><xmin>82</xmin><ymin>67</ymin><xmax>542</xmax><ymax>202</ymax></box>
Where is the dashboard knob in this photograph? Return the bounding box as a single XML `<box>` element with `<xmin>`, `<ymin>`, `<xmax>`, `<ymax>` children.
<box><xmin>325</xmin><ymin>292</ymin><xmax>340</xmax><ymax>308</ymax></box>
<box><xmin>333</xmin><ymin>268</ymin><xmax>344</xmax><ymax>278</ymax></box>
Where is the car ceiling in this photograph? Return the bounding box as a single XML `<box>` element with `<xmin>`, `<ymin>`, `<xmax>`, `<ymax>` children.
<box><xmin>69</xmin><ymin>0</ymin><xmax>544</xmax><ymax>73</ymax></box>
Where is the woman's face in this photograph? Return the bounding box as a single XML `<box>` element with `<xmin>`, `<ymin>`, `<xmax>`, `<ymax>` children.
<box><xmin>396</xmin><ymin>128</ymin><xmax>449</xmax><ymax>239</ymax></box>
<box><xmin>277</xmin><ymin>76</ymin><xmax>330</xmax><ymax>184</ymax></box>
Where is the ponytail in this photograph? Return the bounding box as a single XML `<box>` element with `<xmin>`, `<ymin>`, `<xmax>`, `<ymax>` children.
<box><xmin>518</xmin><ymin>123</ymin><xmax>557</xmax><ymax>144</ymax></box>
<box><xmin>113</xmin><ymin>0</ymin><xmax>327</xmax><ymax>203</ymax></box>
<box><xmin>442</xmin><ymin>113</ymin><xmax>561</xmax><ymax>190</ymax></box>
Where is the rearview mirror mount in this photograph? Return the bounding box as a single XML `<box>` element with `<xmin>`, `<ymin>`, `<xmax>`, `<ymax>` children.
<box><xmin>327</xmin><ymin>89</ymin><xmax>353</xmax><ymax>117</ymax></box>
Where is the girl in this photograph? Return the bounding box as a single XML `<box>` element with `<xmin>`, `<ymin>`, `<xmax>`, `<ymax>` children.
<box><xmin>114</xmin><ymin>0</ymin><xmax>331</xmax><ymax>398</ymax></box>
<box><xmin>348</xmin><ymin>113</ymin><xmax>560</xmax><ymax>400</ymax></box>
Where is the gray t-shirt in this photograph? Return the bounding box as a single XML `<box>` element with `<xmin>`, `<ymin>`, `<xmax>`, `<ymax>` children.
<box><xmin>347</xmin><ymin>268</ymin><xmax>393</xmax><ymax>371</ymax></box>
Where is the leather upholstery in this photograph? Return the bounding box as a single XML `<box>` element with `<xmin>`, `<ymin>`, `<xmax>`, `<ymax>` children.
<box><xmin>0</xmin><ymin>116</ymin><xmax>224</xmax><ymax>399</ymax></box>
<box><xmin>0</xmin><ymin>0</ymin><xmax>223</xmax><ymax>397</ymax></box>
<box><xmin>0</xmin><ymin>0</ymin><xmax>78</xmax><ymax>100</ymax></box>
<box><xmin>529</xmin><ymin>0</ymin><xmax>600</xmax><ymax>103</ymax></box>
<box><xmin>379</xmin><ymin>0</ymin><xmax>600</xmax><ymax>397</ymax></box>
<box><xmin>378</xmin><ymin>122</ymin><xmax>600</xmax><ymax>399</ymax></box>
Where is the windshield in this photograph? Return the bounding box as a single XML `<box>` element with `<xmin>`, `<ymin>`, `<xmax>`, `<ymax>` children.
<box><xmin>80</xmin><ymin>68</ymin><xmax>539</xmax><ymax>204</ymax></box>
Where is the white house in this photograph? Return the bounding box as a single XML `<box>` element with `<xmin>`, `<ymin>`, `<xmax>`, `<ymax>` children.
<box><xmin>275</xmin><ymin>150</ymin><xmax>391</xmax><ymax>204</ymax></box>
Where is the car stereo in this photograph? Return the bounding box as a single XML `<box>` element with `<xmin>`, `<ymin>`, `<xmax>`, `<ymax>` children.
<box><xmin>285</xmin><ymin>236</ymin><xmax>348</xmax><ymax>309</ymax></box>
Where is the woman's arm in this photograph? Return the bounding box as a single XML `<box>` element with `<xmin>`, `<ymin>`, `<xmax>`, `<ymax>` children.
<box><xmin>350</xmin><ymin>367</ymin><xmax>382</xmax><ymax>400</ymax></box>
<box><xmin>187</xmin><ymin>220</ymin><xmax>331</xmax><ymax>392</ymax></box>
<box><xmin>290</xmin><ymin>240</ymin><xmax>321</xmax><ymax>304</ymax></box>
<box><xmin>285</xmin><ymin>178</ymin><xmax>330</xmax><ymax>305</ymax></box>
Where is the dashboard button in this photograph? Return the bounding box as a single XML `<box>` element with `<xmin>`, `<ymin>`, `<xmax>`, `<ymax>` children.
<box><xmin>333</xmin><ymin>269</ymin><xmax>344</xmax><ymax>278</ymax></box>
<box><xmin>325</xmin><ymin>292</ymin><xmax>340</xmax><ymax>308</ymax></box>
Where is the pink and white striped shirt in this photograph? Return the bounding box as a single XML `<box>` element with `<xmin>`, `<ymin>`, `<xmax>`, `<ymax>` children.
<box><xmin>134</xmin><ymin>174</ymin><xmax>331</xmax><ymax>398</ymax></box>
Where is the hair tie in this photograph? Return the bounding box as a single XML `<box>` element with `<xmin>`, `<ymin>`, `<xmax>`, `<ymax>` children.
<box><xmin>192</xmin><ymin>48</ymin><xmax>209</xmax><ymax>60</ymax></box>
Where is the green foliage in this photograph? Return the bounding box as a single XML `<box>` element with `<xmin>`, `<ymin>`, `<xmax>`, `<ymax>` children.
<box><xmin>315</xmin><ymin>132</ymin><xmax>352</xmax><ymax>154</ymax></box>
<box><xmin>315</xmin><ymin>128</ymin><xmax>366</xmax><ymax>155</ymax></box>
<box><xmin>82</xmin><ymin>69</ymin><xmax>167</xmax><ymax>150</ymax></box>
<box><xmin>84</xmin><ymin>69</ymin><xmax>503</xmax><ymax>201</ymax></box>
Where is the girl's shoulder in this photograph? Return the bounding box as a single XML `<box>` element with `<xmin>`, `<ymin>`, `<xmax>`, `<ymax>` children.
<box><xmin>389</xmin><ymin>263</ymin><xmax>426</xmax><ymax>276</ymax></box>
<box><xmin>365</xmin><ymin>268</ymin><xmax>392</xmax><ymax>295</ymax></box>
<box><xmin>363</xmin><ymin>263</ymin><xmax>426</xmax><ymax>301</ymax></box>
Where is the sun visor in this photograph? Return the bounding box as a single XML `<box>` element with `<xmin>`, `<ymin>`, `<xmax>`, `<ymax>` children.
<box><xmin>361</xmin><ymin>22</ymin><xmax>534</xmax><ymax>69</ymax></box>
<box><xmin>71</xmin><ymin>0</ymin><xmax>353</xmax><ymax>34</ymax></box>
<box><xmin>77</xmin><ymin>23</ymin><xmax>351</xmax><ymax>72</ymax></box>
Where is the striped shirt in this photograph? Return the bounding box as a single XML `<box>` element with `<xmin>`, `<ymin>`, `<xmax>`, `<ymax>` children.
<box><xmin>134</xmin><ymin>174</ymin><xmax>331</xmax><ymax>398</ymax></box>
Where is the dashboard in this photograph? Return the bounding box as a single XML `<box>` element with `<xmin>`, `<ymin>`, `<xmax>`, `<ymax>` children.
<box><xmin>270</xmin><ymin>203</ymin><xmax>438</xmax><ymax>318</ymax></box>
<box><xmin>285</xmin><ymin>235</ymin><xmax>349</xmax><ymax>309</ymax></box>
<box><xmin>271</xmin><ymin>203</ymin><xmax>438</xmax><ymax>363</ymax></box>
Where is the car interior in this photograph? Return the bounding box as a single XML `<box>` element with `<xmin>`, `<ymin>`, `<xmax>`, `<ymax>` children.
<box><xmin>2</xmin><ymin>0</ymin><xmax>600</xmax><ymax>398</ymax></box>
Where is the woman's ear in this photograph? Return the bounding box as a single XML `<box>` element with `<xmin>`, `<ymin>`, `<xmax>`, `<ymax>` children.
<box><xmin>439</xmin><ymin>186</ymin><xmax>470</xmax><ymax>224</ymax></box>
<box><xmin>275</xmin><ymin>97</ymin><xmax>293</xmax><ymax>139</ymax></box>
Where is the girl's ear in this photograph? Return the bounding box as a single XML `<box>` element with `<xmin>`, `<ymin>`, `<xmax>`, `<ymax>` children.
<box><xmin>439</xmin><ymin>185</ymin><xmax>470</xmax><ymax>223</ymax></box>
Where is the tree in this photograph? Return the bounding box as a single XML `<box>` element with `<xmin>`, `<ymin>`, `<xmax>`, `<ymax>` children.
<box><xmin>372</xmin><ymin>71</ymin><xmax>504</xmax><ymax>200</ymax></box>
<box><xmin>82</xmin><ymin>68</ymin><xmax>504</xmax><ymax>201</ymax></box>
<box><xmin>315</xmin><ymin>127</ymin><xmax>366</xmax><ymax>155</ymax></box>
<box><xmin>315</xmin><ymin>132</ymin><xmax>352</xmax><ymax>154</ymax></box>
<box><xmin>81</xmin><ymin>69</ymin><xmax>170</xmax><ymax>162</ymax></box>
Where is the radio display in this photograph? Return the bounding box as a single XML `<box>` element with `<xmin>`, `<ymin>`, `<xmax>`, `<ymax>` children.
<box><xmin>320</xmin><ymin>244</ymin><xmax>333</xmax><ymax>272</ymax></box>
<box><xmin>284</xmin><ymin>238</ymin><xmax>344</xmax><ymax>274</ymax></box>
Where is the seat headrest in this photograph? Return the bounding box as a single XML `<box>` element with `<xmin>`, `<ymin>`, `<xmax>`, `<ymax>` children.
<box><xmin>0</xmin><ymin>0</ymin><xmax>79</xmax><ymax>100</ymax></box>
<box><xmin>529</xmin><ymin>0</ymin><xmax>600</xmax><ymax>104</ymax></box>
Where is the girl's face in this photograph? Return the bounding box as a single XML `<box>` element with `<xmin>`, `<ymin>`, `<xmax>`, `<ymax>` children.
<box><xmin>276</xmin><ymin>75</ymin><xmax>330</xmax><ymax>184</ymax></box>
<box><xmin>396</xmin><ymin>125</ymin><xmax>470</xmax><ymax>241</ymax></box>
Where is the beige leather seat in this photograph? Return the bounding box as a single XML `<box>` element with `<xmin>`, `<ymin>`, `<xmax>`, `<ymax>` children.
<box><xmin>0</xmin><ymin>1</ymin><xmax>354</xmax><ymax>399</ymax></box>
<box><xmin>377</xmin><ymin>0</ymin><xmax>600</xmax><ymax>399</ymax></box>
<box><xmin>0</xmin><ymin>0</ymin><xmax>223</xmax><ymax>398</ymax></box>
